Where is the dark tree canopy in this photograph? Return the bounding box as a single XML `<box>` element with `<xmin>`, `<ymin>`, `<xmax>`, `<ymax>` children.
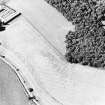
<box><xmin>0</xmin><ymin>20</ymin><xmax>5</xmax><ymax>31</ymax></box>
<box><xmin>45</xmin><ymin>0</ymin><xmax>105</xmax><ymax>69</ymax></box>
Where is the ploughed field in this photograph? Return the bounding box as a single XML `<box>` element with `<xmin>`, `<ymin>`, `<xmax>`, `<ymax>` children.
<box><xmin>45</xmin><ymin>0</ymin><xmax>105</xmax><ymax>69</ymax></box>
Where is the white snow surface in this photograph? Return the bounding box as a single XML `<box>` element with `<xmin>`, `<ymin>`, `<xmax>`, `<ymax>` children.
<box><xmin>0</xmin><ymin>0</ymin><xmax>105</xmax><ymax>105</ymax></box>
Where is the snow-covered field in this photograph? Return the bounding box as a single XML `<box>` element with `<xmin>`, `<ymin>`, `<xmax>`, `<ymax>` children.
<box><xmin>0</xmin><ymin>0</ymin><xmax>105</xmax><ymax>105</ymax></box>
<box><xmin>7</xmin><ymin>0</ymin><xmax>75</xmax><ymax>55</ymax></box>
<box><xmin>0</xmin><ymin>58</ymin><xmax>31</xmax><ymax>105</ymax></box>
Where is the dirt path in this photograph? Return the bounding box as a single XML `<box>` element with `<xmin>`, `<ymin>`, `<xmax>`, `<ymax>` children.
<box><xmin>7</xmin><ymin>0</ymin><xmax>75</xmax><ymax>55</ymax></box>
<box><xmin>0</xmin><ymin>1</ymin><xmax>105</xmax><ymax>105</ymax></box>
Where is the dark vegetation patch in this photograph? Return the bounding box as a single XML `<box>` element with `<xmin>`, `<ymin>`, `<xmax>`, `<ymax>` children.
<box><xmin>0</xmin><ymin>20</ymin><xmax>5</xmax><ymax>31</ymax></box>
<box><xmin>45</xmin><ymin>0</ymin><xmax>105</xmax><ymax>69</ymax></box>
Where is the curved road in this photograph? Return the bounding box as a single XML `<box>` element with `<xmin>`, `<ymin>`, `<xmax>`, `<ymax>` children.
<box><xmin>0</xmin><ymin>1</ymin><xmax>105</xmax><ymax>105</ymax></box>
